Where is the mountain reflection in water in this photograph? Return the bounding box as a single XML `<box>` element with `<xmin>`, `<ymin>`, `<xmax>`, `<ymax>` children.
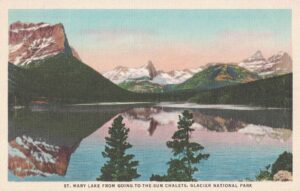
<box><xmin>8</xmin><ymin>104</ymin><xmax>292</xmax><ymax>181</ymax></box>
<box><xmin>122</xmin><ymin>107</ymin><xmax>291</xmax><ymax>142</ymax></box>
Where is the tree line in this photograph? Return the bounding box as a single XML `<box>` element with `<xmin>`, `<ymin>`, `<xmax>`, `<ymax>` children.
<box><xmin>97</xmin><ymin>110</ymin><xmax>209</xmax><ymax>181</ymax></box>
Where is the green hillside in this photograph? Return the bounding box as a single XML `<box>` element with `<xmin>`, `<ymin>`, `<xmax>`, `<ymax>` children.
<box><xmin>189</xmin><ymin>73</ymin><xmax>292</xmax><ymax>108</ymax></box>
<box><xmin>119</xmin><ymin>80</ymin><xmax>164</xmax><ymax>93</ymax></box>
<box><xmin>9</xmin><ymin>53</ymin><xmax>137</xmax><ymax>105</ymax></box>
<box><xmin>173</xmin><ymin>64</ymin><xmax>260</xmax><ymax>90</ymax></box>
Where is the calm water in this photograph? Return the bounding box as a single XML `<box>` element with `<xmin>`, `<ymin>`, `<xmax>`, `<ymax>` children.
<box><xmin>8</xmin><ymin>103</ymin><xmax>292</xmax><ymax>181</ymax></box>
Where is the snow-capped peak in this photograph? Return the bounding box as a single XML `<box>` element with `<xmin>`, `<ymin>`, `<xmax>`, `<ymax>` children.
<box><xmin>9</xmin><ymin>21</ymin><xmax>80</xmax><ymax>66</ymax></box>
<box><xmin>142</xmin><ymin>60</ymin><xmax>157</xmax><ymax>78</ymax></box>
<box><xmin>268</xmin><ymin>51</ymin><xmax>289</xmax><ymax>61</ymax></box>
<box><xmin>152</xmin><ymin>66</ymin><xmax>203</xmax><ymax>85</ymax></box>
<box><xmin>253</xmin><ymin>50</ymin><xmax>264</xmax><ymax>58</ymax></box>
<box><xmin>103</xmin><ymin>61</ymin><xmax>158</xmax><ymax>84</ymax></box>
<box><xmin>10</xmin><ymin>21</ymin><xmax>52</xmax><ymax>33</ymax></box>
<box><xmin>239</xmin><ymin>50</ymin><xmax>292</xmax><ymax>75</ymax></box>
<box><xmin>244</xmin><ymin>50</ymin><xmax>266</xmax><ymax>62</ymax></box>
<box><xmin>103</xmin><ymin>61</ymin><xmax>203</xmax><ymax>85</ymax></box>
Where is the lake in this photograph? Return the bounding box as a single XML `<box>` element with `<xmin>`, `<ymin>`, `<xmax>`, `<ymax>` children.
<box><xmin>8</xmin><ymin>102</ymin><xmax>292</xmax><ymax>181</ymax></box>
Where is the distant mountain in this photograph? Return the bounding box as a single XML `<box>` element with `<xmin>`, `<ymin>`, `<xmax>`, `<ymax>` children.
<box><xmin>153</xmin><ymin>67</ymin><xmax>203</xmax><ymax>85</ymax></box>
<box><xmin>103</xmin><ymin>61</ymin><xmax>157</xmax><ymax>84</ymax></box>
<box><xmin>239</xmin><ymin>51</ymin><xmax>267</xmax><ymax>72</ymax></box>
<box><xmin>103</xmin><ymin>61</ymin><xmax>203</xmax><ymax>85</ymax></box>
<box><xmin>103</xmin><ymin>61</ymin><xmax>203</xmax><ymax>92</ymax></box>
<box><xmin>239</xmin><ymin>50</ymin><xmax>292</xmax><ymax>76</ymax></box>
<box><xmin>266</xmin><ymin>51</ymin><xmax>292</xmax><ymax>75</ymax></box>
<box><xmin>173</xmin><ymin>64</ymin><xmax>260</xmax><ymax>91</ymax></box>
<box><xmin>9</xmin><ymin>21</ymin><xmax>81</xmax><ymax>66</ymax></box>
<box><xmin>102</xmin><ymin>61</ymin><xmax>164</xmax><ymax>93</ymax></box>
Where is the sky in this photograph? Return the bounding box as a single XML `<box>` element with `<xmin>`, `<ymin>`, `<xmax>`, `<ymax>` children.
<box><xmin>9</xmin><ymin>9</ymin><xmax>291</xmax><ymax>73</ymax></box>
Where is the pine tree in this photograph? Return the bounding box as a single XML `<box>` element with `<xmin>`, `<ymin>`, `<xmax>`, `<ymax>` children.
<box><xmin>150</xmin><ymin>110</ymin><xmax>209</xmax><ymax>181</ymax></box>
<box><xmin>97</xmin><ymin>115</ymin><xmax>140</xmax><ymax>181</ymax></box>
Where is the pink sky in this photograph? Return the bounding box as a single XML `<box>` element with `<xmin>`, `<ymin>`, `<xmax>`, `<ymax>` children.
<box><xmin>9</xmin><ymin>9</ymin><xmax>292</xmax><ymax>73</ymax></box>
<box><xmin>74</xmin><ymin>29</ymin><xmax>291</xmax><ymax>73</ymax></box>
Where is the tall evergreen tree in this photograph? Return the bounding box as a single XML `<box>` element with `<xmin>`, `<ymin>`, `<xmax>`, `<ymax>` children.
<box><xmin>97</xmin><ymin>115</ymin><xmax>140</xmax><ymax>181</ymax></box>
<box><xmin>150</xmin><ymin>110</ymin><xmax>209</xmax><ymax>181</ymax></box>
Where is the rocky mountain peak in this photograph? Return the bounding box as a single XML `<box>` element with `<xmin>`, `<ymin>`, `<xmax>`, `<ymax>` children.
<box><xmin>239</xmin><ymin>50</ymin><xmax>292</xmax><ymax>75</ymax></box>
<box><xmin>143</xmin><ymin>60</ymin><xmax>157</xmax><ymax>79</ymax></box>
<box><xmin>144</xmin><ymin>60</ymin><xmax>154</xmax><ymax>68</ymax></box>
<box><xmin>244</xmin><ymin>50</ymin><xmax>266</xmax><ymax>62</ymax></box>
<box><xmin>267</xmin><ymin>51</ymin><xmax>292</xmax><ymax>72</ymax></box>
<box><xmin>104</xmin><ymin>60</ymin><xmax>206</xmax><ymax>85</ymax></box>
<box><xmin>253</xmin><ymin>50</ymin><xmax>264</xmax><ymax>58</ymax></box>
<box><xmin>268</xmin><ymin>51</ymin><xmax>290</xmax><ymax>61</ymax></box>
<box><xmin>9</xmin><ymin>21</ymin><xmax>80</xmax><ymax>66</ymax></box>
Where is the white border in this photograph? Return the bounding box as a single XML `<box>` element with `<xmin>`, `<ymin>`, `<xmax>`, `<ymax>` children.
<box><xmin>0</xmin><ymin>0</ymin><xmax>299</xmax><ymax>191</ymax></box>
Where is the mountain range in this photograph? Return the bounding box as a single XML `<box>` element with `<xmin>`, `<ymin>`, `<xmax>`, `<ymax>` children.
<box><xmin>8</xmin><ymin>21</ymin><xmax>293</xmax><ymax>106</ymax></box>
<box><xmin>103</xmin><ymin>61</ymin><xmax>204</xmax><ymax>93</ymax></box>
<box><xmin>103</xmin><ymin>61</ymin><xmax>203</xmax><ymax>85</ymax></box>
<box><xmin>103</xmin><ymin>50</ymin><xmax>291</xmax><ymax>93</ymax></box>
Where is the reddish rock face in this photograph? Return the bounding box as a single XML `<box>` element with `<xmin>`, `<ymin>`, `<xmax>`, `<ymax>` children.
<box><xmin>8</xmin><ymin>135</ymin><xmax>74</xmax><ymax>177</ymax></box>
<box><xmin>9</xmin><ymin>21</ymin><xmax>80</xmax><ymax>66</ymax></box>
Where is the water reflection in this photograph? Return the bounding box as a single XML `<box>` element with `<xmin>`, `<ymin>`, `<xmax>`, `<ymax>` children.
<box><xmin>121</xmin><ymin>107</ymin><xmax>291</xmax><ymax>142</ymax></box>
<box><xmin>8</xmin><ymin>104</ymin><xmax>292</xmax><ymax>180</ymax></box>
<box><xmin>9</xmin><ymin>135</ymin><xmax>74</xmax><ymax>177</ymax></box>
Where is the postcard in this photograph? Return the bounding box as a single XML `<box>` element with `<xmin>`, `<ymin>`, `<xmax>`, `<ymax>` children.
<box><xmin>0</xmin><ymin>0</ymin><xmax>299</xmax><ymax>191</ymax></box>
